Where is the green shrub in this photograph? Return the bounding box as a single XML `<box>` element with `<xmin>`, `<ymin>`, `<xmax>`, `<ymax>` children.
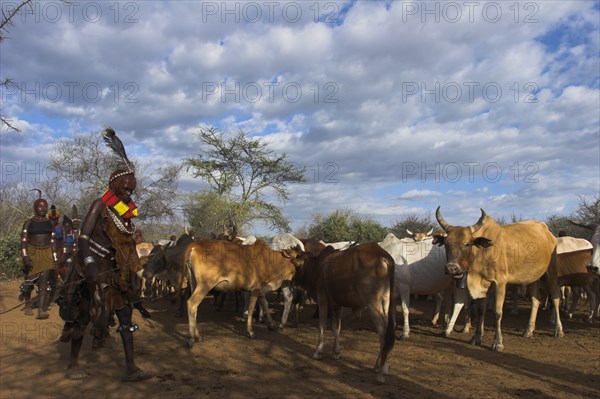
<box><xmin>0</xmin><ymin>233</ymin><xmax>23</xmax><ymax>281</ymax></box>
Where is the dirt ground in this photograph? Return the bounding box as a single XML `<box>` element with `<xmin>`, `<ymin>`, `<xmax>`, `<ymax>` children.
<box><xmin>1</xmin><ymin>280</ymin><xmax>599</xmax><ymax>399</ymax></box>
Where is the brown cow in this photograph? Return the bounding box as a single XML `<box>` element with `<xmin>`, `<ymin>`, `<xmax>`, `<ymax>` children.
<box><xmin>435</xmin><ymin>207</ymin><xmax>563</xmax><ymax>352</ymax></box>
<box><xmin>290</xmin><ymin>243</ymin><xmax>396</xmax><ymax>384</ymax></box>
<box><xmin>183</xmin><ymin>239</ymin><xmax>299</xmax><ymax>346</ymax></box>
<box><xmin>301</xmin><ymin>238</ymin><xmax>327</xmax><ymax>255</ymax></box>
<box><xmin>556</xmin><ymin>239</ymin><xmax>599</xmax><ymax>321</ymax></box>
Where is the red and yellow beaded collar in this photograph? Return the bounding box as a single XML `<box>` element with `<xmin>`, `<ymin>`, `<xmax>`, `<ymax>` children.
<box><xmin>101</xmin><ymin>189</ymin><xmax>138</xmax><ymax>219</ymax></box>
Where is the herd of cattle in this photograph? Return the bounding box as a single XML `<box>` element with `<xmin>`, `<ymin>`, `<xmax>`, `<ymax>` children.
<box><xmin>135</xmin><ymin>207</ymin><xmax>600</xmax><ymax>384</ymax></box>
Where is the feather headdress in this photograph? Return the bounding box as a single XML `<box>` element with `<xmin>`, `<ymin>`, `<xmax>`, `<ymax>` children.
<box><xmin>30</xmin><ymin>189</ymin><xmax>46</xmax><ymax>207</ymax></box>
<box><xmin>102</xmin><ymin>127</ymin><xmax>135</xmax><ymax>182</ymax></box>
<box><xmin>30</xmin><ymin>188</ymin><xmax>42</xmax><ymax>199</ymax></box>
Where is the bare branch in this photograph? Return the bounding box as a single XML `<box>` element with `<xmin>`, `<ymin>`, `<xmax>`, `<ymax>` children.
<box><xmin>0</xmin><ymin>0</ymin><xmax>33</xmax><ymax>41</ymax></box>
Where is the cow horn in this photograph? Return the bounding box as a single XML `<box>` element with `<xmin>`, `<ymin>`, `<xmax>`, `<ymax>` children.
<box><xmin>435</xmin><ymin>206</ymin><xmax>450</xmax><ymax>232</ymax></box>
<box><xmin>470</xmin><ymin>209</ymin><xmax>487</xmax><ymax>233</ymax></box>
<box><xmin>185</xmin><ymin>224</ymin><xmax>190</xmax><ymax>235</ymax></box>
<box><xmin>427</xmin><ymin>227</ymin><xmax>434</xmax><ymax>236</ymax></box>
<box><xmin>406</xmin><ymin>229</ymin><xmax>414</xmax><ymax>236</ymax></box>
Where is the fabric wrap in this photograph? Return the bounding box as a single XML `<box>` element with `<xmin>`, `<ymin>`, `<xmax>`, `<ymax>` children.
<box><xmin>27</xmin><ymin>245</ymin><xmax>53</xmax><ymax>275</ymax></box>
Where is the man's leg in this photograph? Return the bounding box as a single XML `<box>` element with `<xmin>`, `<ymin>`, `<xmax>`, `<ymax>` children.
<box><xmin>115</xmin><ymin>305</ymin><xmax>152</xmax><ymax>381</ymax></box>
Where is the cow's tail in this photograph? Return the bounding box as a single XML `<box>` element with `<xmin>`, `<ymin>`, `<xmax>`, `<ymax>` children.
<box><xmin>378</xmin><ymin>256</ymin><xmax>396</xmax><ymax>376</ymax></box>
<box><xmin>381</xmin><ymin>255</ymin><xmax>396</xmax><ymax>366</ymax></box>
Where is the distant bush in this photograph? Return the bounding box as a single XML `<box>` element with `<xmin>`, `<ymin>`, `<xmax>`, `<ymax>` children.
<box><xmin>0</xmin><ymin>233</ymin><xmax>22</xmax><ymax>281</ymax></box>
<box><xmin>306</xmin><ymin>209</ymin><xmax>387</xmax><ymax>243</ymax></box>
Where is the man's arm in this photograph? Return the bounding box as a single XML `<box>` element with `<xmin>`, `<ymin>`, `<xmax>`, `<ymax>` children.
<box><xmin>20</xmin><ymin>219</ymin><xmax>32</xmax><ymax>275</ymax></box>
<box><xmin>78</xmin><ymin>199</ymin><xmax>106</xmax><ymax>268</ymax></box>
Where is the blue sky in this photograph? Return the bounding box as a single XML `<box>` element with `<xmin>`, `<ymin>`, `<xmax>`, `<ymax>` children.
<box><xmin>1</xmin><ymin>0</ymin><xmax>599</xmax><ymax>233</ymax></box>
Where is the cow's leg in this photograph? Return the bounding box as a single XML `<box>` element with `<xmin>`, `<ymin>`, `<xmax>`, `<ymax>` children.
<box><xmin>331</xmin><ymin>306</ymin><xmax>343</xmax><ymax>360</ymax></box>
<box><xmin>561</xmin><ymin>286</ymin><xmax>569</xmax><ymax>316</ymax></box>
<box><xmin>176</xmin><ymin>286</ymin><xmax>190</xmax><ymax>318</ymax></box>
<box><xmin>443</xmin><ymin>288</ymin><xmax>453</xmax><ymax>326</ymax></box>
<box><xmin>187</xmin><ymin>285</ymin><xmax>209</xmax><ymax>348</ymax></box>
<box><xmin>544</xmin><ymin>254</ymin><xmax>565</xmax><ymax>338</ymax></box>
<box><xmin>491</xmin><ymin>283</ymin><xmax>507</xmax><ymax>352</ymax></box>
<box><xmin>431</xmin><ymin>291</ymin><xmax>444</xmax><ymax>326</ymax></box>
<box><xmin>399</xmin><ymin>289</ymin><xmax>410</xmax><ymax>339</ymax></box>
<box><xmin>567</xmin><ymin>287</ymin><xmax>579</xmax><ymax>319</ymax></box>
<box><xmin>508</xmin><ymin>285</ymin><xmax>519</xmax><ymax>315</ymax></box>
<box><xmin>454</xmin><ymin>295</ymin><xmax>472</xmax><ymax>333</ymax></box>
<box><xmin>213</xmin><ymin>291</ymin><xmax>226</xmax><ymax>311</ymax></box>
<box><xmin>234</xmin><ymin>291</ymin><xmax>241</xmax><ymax>314</ymax></box>
<box><xmin>257</xmin><ymin>294</ymin><xmax>277</xmax><ymax>330</ymax></box>
<box><xmin>245</xmin><ymin>290</ymin><xmax>261</xmax><ymax>338</ymax></box>
<box><xmin>551</xmin><ymin>295</ymin><xmax>564</xmax><ymax>338</ymax></box>
<box><xmin>523</xmin><ymin>281</ymin><xmax>540</xmax><ymax>338</ymax></box>
<box><xmin>538</xmin><ymin>272</ymin><xmax>564</xmax><ymax>338</ymax></box>
<box><xmin>471</xmin><ymin>297</ymin><xmax>486</xmax><ymax>346</ymax></box>
<box><xmin>291</xmin><ymin>287</ymin><xmax>305</xmax><ymax>328</ymax></box>
<box><xmin>594</xmin><ymin>279</ymin><xmax>600</xmax><ymax>319</ymax></box>
<box><xmin>583</xmin><ymin>285</ymin><xmax>596</xmax><ymax>322</ymax></box>
<box><xmin>464</xmin><ymin>296</ymin><xmax>473</xmax><ymax>334</ymax></box>
<box><xmin>366</xmin><ymin>302</ymin><xmax>388</xmax><ymax>373</ymax></box>
<box><xmin>279</xmin><ymin>281</ymin><xmax>293</xmax><ymax>329</ymax></box>
<box><xmin>444</xmin><ymin>287</ymin><xmax>466</xmax><ymax>337</ymax></box>
<box><xmin>241</xmin><ymin>290</ymin><xmax>250</xmax><ymax>320</ymax></box>
<box><xmin>314</xmin><ymin>300</ymin><xmax>328</xmax><ymax>360</ymax></box>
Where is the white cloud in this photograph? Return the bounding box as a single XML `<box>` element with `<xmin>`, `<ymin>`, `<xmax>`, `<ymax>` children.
<box><xmin>399</xmin><ymin>189</ymin><xmax>442</xmax><ymax>200</ymax></box>
<box><xmin>1</xmin><ymin>0</ymin><xmax>598</xmax><ymax>234</ymax></box>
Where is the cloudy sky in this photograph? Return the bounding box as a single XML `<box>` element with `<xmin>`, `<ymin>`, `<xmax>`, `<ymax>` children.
<box><xmin>1</xmin><ymin>0</ymin><xmax>598</xmax><ymax>233</ymax></box>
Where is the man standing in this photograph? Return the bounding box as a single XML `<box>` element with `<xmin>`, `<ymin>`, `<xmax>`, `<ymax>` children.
<box><xmin>20</xmin><ymin>190</ymin><xmax>57</xmax><ymax>319</ymax></box>
<box><xmin>58</xmin><ymin>128</ymin><xmax>152</xmax><ymax>382</ymax></box>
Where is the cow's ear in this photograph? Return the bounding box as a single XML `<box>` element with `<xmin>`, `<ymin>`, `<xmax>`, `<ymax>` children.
<box><xmin>432</xmin><ymin>234</ymin><xmax>446</xmax><ymax>246</ymax></box>
<box><xmin>473</xmin><ymin>237</ymin><xmax>493</xmax><ymax>248</ymax></box>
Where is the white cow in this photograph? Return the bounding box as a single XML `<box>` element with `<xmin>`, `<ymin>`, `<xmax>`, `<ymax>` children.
<box><xmin>319</xmin><ymin>241</ymin><xmax>356</xmax><ymax>251</ymax></box>
<box><xmin>269</xmin><ymin>233</ymin><xmax>305</xmax><ymax>252</ymax></box>
<box><xmin>378</xmin><ymin>233</ymin><xmax>467</xmax><ymax>338</ymax></box>
<box><xmin>264</xmin><ymin>233</ymin><xmax>305</xmax><ymax>328</ymax></box>
<box><xmin>570</xmin><ymin>221</ymin><xmax>600</xmax><ymax>275</ymax></box>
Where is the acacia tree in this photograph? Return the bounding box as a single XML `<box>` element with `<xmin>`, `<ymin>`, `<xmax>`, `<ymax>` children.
<box><xmin>183</xmin><ymin>191</ymin><xmax>250</xmax><ymax>239</ymax></box>
<box><xmin>545</xmin><ymin>214</ymin><xmax>589</xmax><ymax>238</ymax></box>
<box><xmin>184</xmin><ymin>127</ymin><xmax>306</xmax><ymax>232</ymax></box>
<box><xmin>573</xmin><ymin>195</ymin><xmax>600</xmax><ymax>224</ymax></box>
<box><xmin>544</xmin><ymin>195</ymin><xmax>599</xmax><ymax>238</ymax></box>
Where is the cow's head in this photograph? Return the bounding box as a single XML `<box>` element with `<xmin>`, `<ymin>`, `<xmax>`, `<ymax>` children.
<box><xmin>406</xmin><ymin>228</ymin><xmax>434</xmax><ymax>242</ymax></box>
<box><xmin>282</xmin><ymin>245</ymin><xmax>304</xmax><ymax>265</ymax></box>
<box><xmin>143</xmin><ymin>245</ymin><xmax>166</xmax><ymax>279</ymax></box>
<box><xmin>435</xmin><ymin>206</ymin><xmax>493</xmax><ymax>277</ymax></box>
<box><xmin>570</xmin><ymin>220</ymin><xmax>600</xmax><ymax>275</ymax></box>
<box><xmin>283</xmin><ymin>246</ymin><xmax>323</xmax><ymax>285</ymax></box>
